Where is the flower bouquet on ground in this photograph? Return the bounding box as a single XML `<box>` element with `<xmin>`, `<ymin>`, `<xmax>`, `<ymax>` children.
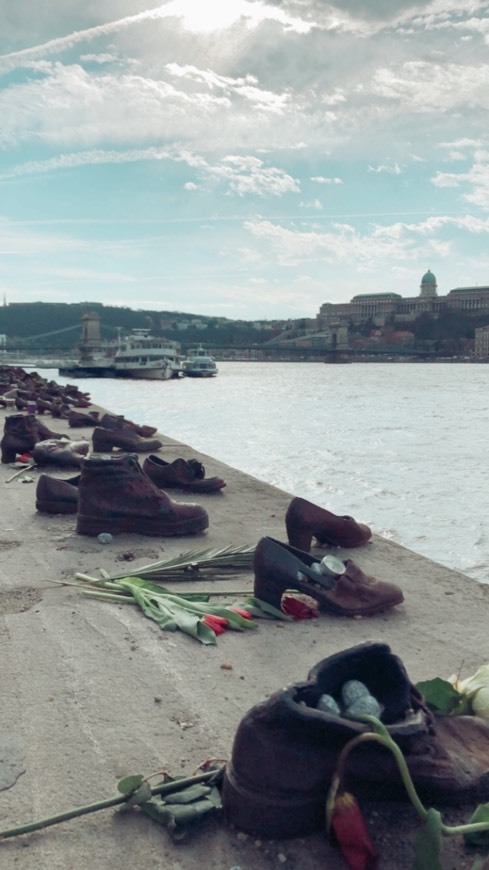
<box><xmin>53</xmin><ymin>544</ymin><xmax>291</xmax><ymax>644</ymax></box>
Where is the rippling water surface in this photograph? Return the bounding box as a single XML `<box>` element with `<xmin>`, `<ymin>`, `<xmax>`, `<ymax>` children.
<box><xmin>50</xmin><ymin>362</ymin><xmax>489</xmax><ymax>583</ymax></box>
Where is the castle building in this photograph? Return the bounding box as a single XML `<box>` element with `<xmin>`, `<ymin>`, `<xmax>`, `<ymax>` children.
<box><xmin>317</xmin><ymin>271</ymin><xmax>489</xmax><ymax>329</ymax></box>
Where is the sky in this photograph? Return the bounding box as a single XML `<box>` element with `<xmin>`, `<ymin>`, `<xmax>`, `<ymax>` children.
<box><xmin>1</xmin><ymin>1</ymin><xmax>489</xmax><ymax>321</ymax></box>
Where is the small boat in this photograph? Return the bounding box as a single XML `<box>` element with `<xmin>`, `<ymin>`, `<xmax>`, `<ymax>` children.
<box><xmin>113</xmin><ymin>329</ymin><xmax>183</xmax><ymax>380</ymax></box>
<box><xmin>182</xmin><ymin>346</ymin><xmax>218</xmax><ymax>377</ymax></box>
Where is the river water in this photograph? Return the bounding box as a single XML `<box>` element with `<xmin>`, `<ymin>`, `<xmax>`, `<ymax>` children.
<box><xmin>47</xmin><ymin>362</ymin><xmax>489</xmax><ymax>585</ymax></box>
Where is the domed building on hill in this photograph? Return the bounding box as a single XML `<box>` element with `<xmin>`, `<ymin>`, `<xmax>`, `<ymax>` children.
<box><xmin>317</xmin><ymin>270</ymin><xmax>489</xmax><ymax>329</ymax></box>
<box><xmin>420</xmin><ymin>269</ymin><xmax>437</xmax><ymax>297</ymax></box>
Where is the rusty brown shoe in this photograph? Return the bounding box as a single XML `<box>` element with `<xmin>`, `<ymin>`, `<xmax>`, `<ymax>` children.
<box><xmin>68</xmin><ymin>410</ymin><xmax>99</xmax><ymax>428</ymax></box>
<box><xmin>222</xmin><ymin>642</ymin><xmax>429</xmax><ymax>838</ymax></box>
<box><xmin>286</xmin><ymin>496</ymin><xmax>372</xmax><ymax>551</ymax></box>
<box><xmin>99</xmin><ymin>412</ymin><xmax>157</xmax><ymax>438</ymax></box>
<box><xmin>143</xmin><ymin>455</ymin><xmax>226</xmax><ymax>492</ymax></box>
<box><xmin>253</xmin><ymin>537</ymin><xmax>404</xmax><ymax>616</ymax></box>
<box><xmin>1</xmin><ymin>413</ymin><xmax>38</xmax><ymax>462</ymax></box>
<box><xmin>253</xmin><ymin>536</ymin><xmax>403</xmax><ymax>617</ymax></box>
<box><xmin>76</xmin><ymin>453</ymin><xmax>209</xmax><ymax>537</ymax></box>
<box><xmin>36</xmin><ymin>474</ymin><xmax>79</xmax><ymax>514</ymax></box>
<box><xmin>222</xmin><ymin>641</ymin><xmax>489</xmax><ymax>839</ymax></box>
<box><xmin>92</xmin><ymin>425</ymin><xmax>162</xmax><ymax>453</ymax></box>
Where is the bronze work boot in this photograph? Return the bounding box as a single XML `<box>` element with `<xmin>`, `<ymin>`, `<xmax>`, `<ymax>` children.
<box><xmin>285</xmin><ymin>496</ymin><xmax>372</xmax><ymax>551</ymax></box>
<box><xmin>1</xmin><ymin>413</ymin><xmax>38</xmax><ymax>462</ymax></box>
<box><xmin>253</xmin><ymin>536</ymin><xmax>403</xmax><ymax>617</ymax></box>
<box><xmin>76</xmin><ymin>453</ymin><xmax>209</xmax><ymax>537</ymax></box>
<box><xmin>34</xmin><ymin>418</ymin><xmax>67</xmax><ymax>441</ymax></box>
<box><xmin>142</xmin><ymin>455</ymin><xmax>226</xmax><ymax>492</ymax></box>
<box><xmin>222</xmin><ymin>641</ymin><xmax>489</xmax><ymax>839</ymax></box>
<box><xmin>92</xmin><ymin>425</ymin><xmax>162</xmax><ymax>453</ymax></box>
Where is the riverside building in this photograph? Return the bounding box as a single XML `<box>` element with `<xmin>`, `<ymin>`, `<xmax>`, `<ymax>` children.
<box><xmin>317</xmin><ymin>271</ymin><xmax>489</xmax><ymax>329</ymax></box>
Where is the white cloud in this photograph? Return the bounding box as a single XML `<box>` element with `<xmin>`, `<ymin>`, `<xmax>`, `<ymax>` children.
<box><xmin>311</xmin><ymin>176</ymin><xmax>343</xmax><ymax>184</ymax></box>
<box><xmin>299</xmin><ymin>199</ymin><xmax>323</xmax><ymax>210</ymax></box>
<box><xmin>367</xmin><ymin>162</ymin><xmax>403</xmax><ymax>175</ymax></box>
<box><xmin>242</xmin><ymin>210</ymin><xmax>489</xmax><ymax>269</ymax></box>
<box><xmin>432</xmin><ymin>157</ymin><xmax>489</xmax><ymax>209</ymax></box>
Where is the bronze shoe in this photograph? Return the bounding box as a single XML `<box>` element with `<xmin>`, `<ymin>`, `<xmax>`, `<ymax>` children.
<box><xmin>142</xmin><ymin>455</ymin><xmax>226</xmax><ymax>492</ymax></box>
<box><xmin>222</xmin><ymin>642</ymin><xmax>489</xmax><ymax>839</ymax></box>
<box><xmin>68</xmin><ymin>410</ymin><xmax>99</xmax><ymax>428</ymax></box>
<box><xmin>1</xmin><ymin>413</ymin><xmax>38</xmax><ymax>463</ymax></box>
<box><xmin>36</xmin><ymin>474</ymin><xmax>79</xmax><ymax>514</ymax></box>
<box><xmin>33</xmin><ymin>439</ymin><xmax>90</xmax><ymax>468</ymax></box>
<box><xmin>92</xmin><ymin>425</ymin><xmax>162</xmax><ymax>453</ymax></box>
<box><xmin>285</xmin><ymin>496</ymin><xmax>372</xmax><ymax>551</ymax></box>
<box><xmin>99</xmin><ymin>412</ymin><xmax>157</xmax><ymax>438</ymax></box>
<box><xmin>253</xmin><ymin>536</ymin><xmax>403</xmax><ymax>616</ymax></box>
<box><xmin>76</xmin><ymin>453</ymin><xmax>209</xmax><ymax>537</ymax></box>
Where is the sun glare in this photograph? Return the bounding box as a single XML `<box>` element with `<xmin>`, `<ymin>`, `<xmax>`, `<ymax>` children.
<box><xmin>161</xmin><ymin>0</ymin><xmax>268</xmax><ymax>33</ymax></box>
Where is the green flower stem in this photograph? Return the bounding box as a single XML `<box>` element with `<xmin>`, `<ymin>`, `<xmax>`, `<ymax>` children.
<box><xmin>80</xmin><ymin>589</ymin><xmax>250</xmax><ymax>603</ymax></box>
<box><xmin>334</xmin><ymin>721</ymin><xmax>489</xmax><ymax>839</ymax></box>
<box><xmin>0</xmin><ymin>768</ymin><xmax>224</xmax><ymax>841</ymax></box>
<box><xmin>335</xmin><ymin>732</ymin><xmax>429</xmax><ymax>822</ymax></box>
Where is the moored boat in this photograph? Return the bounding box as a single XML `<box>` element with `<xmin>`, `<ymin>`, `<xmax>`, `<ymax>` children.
<box><xmin>113</xmin><ymin>330</ymin><xmax>183</xmax><ymax>380</ymax></box>
<box><xmin>182</xmin><ymin>346</ymin><xmax>218</xmax><ymax>378</ymax></box>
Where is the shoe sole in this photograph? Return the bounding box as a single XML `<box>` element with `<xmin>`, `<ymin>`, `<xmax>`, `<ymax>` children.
<box><xmin>36</xmin><ymin>500</ymin><xmax>78</xmax><ymax>515</ymax></box>
<box><xmin>152</xmin><ymin>481</ymin><xmax>226</xmax><ymax>493</ymax></box>
<box><xmin>76</xmin><ymin>513</ymin><xmax>209</xmax><ymax>536</ymax></box>
<box><xmin>222</xmin><ymin>765</ymin><xmax>324</xmax><ymax>838</ymax></box>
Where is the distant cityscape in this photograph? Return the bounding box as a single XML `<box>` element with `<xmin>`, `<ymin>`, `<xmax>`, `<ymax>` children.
<box><xmin>2</xmin><ymin>269</ymin><xmax>489</xmax><ymax>361</ymax></box>
<box><xmin>304</xmin><ymin>270</ymin><xmax>489</xmax><ymax>358</ymax></box>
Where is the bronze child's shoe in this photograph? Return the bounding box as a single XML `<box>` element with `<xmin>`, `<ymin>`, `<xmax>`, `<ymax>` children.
<box><xmin>76</xmin><ymin>452</ymin><xmax>209</xmax><ymax>537</ymax></box>
<box><xmin>142</xmin><ymin>455</ymin><xmax>226</xmax><ymax>493</ymax></box>
<box><xmin>285</xmin><ymin>495</ymin><xmax>371</xmax><ymax>551</ymax></box>
<box><xmin>253</xmin><ymin>536</ymin><xmax>403</xmax><ymax>617</ymax></box>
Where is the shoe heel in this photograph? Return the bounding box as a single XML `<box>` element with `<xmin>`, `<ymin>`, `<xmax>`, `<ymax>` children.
<box><xmin>286</xmin><ymin>525</ymin><xmax>313</xmax><ymax>551</ymax></box>
<box><xmin>253</xmin><ymin>569</ymin><xmax>286</xmax><ymax>610</ymax></box>
<box><xmin>285</xmin><ymin>500</ymin><xmax>313</xmax><ymax>551</ymax></box>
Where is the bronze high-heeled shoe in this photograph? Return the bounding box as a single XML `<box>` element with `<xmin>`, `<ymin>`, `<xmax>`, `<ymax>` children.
<box><xmin>253</xmin><ymin>536</ymin><xmax>403</xmax><ymax>616</ymax></box>
<box><xmin>285</xmin><ymin>495</ymin><xmax>372</xmax><ymax>551</ymax></box>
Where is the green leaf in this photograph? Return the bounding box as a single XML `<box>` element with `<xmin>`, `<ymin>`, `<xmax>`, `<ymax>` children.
<box><xmin>464</xmin><ymin>802</ymin><xmax>489</xmax><ymax>848</ymax></box>
<box><xmin>117</xmin><ymin>774</ymin><xmax>144</xmax><ymax>795</ymax></box>
<box><xmin>415</xmin><ymin>678</ymin><xmax>469</xmax><ymax>716</ymax></box>
<box><xmin>413</xmin><ymin>808</ymin><xmax>444</xmax><ymax>869</ymax></box>
<box><xmin>205</xmin><ymin>785</ymin><xmax>222</xmax><ymax>809</ymax></box>
<box><xmin>119</xmin><ymin>782</ymin><xmax>153</xmax><ymax>812</ymax></box>
<box><xmin>140</xmin><ymin>790</ymin><xmax>222</xmax><ymax>841</ymax></box>
<box><xmin>107</xmin><ymin>544</ymin><xmax>255</xmax><ymax>582</ymax></box>
<box><xmin>240</xmin><ymin>596</ymin><xmax>292</xmax><ymax>621</ymax></box>
<box><xmin>139</xmin><ymin>798</ymin><xmax>173</xmax><ymax>826</ymax></box>
<box><xmin>163</xmin><ymin>784</ymin><xmax>211</xmax><ymax>804</ymax></box>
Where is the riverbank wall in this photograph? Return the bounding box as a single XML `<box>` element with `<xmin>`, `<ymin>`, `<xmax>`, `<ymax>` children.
<box><xmin>0</xmin><ymin>398</ymin><xmax>487</xmax><ymax>869</ymax></box>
